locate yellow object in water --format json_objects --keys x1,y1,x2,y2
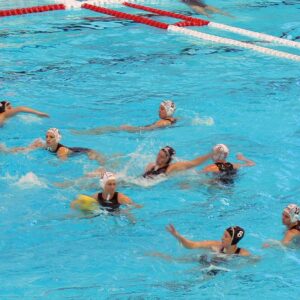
[{"x1": 72, "y1": 194, "x2": 98, "y2": 212}]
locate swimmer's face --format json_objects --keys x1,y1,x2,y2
[
  {"x1": 156, "y1": 150, "x2": 169, "y2": 166},
  {"x1": 221, "y1": 230, "x2": 232, "y2": 247},
  {"x1": 104, "y1": 179, "x2": 117, "y2": 194},
  {"x1": 282, "y1": 212, "x2": 291, "y2": 225},
  {"x1": 46, "y1": 132, "x2": 57, "y2": 146},
  {"x1": 159, "y1": 105, "x2": 168, "y2": 119}
]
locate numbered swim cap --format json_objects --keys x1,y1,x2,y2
[
  {"x1": 226, "y1": 226, "x2": 245, "y2": 245},
  {"x1": 161, "y1": 146, "x2": 176, "y2": 164},
  {"x1": 284, "y1": 204, "x2": 300, "y2": 223},
  {"x1": 212, "y1": 144, "x2": 229, "y2": 162},
  {"x1": 47, "y1": 128, "x2": 62, "y2": 143},
  {"x1": 100, "y1": 171, "x2": 116, "y2": 189},
  {"x1": 161, "y1": 100, "x2": 176, "y2": 117}
]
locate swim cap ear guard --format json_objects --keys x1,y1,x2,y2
[
  {"x1": 212, "y1": 144, "x2": 229, "y2": 162},
  {"x1": 161, "y1": 146, "x2": 176, "y2": 164},
  {"x1": 0, "y1": 101, "x2": 8, "y2": 113},
  {"x1": 226, "y1": 226, "x2": 245, "y2": 245},
  {"x1": 161, "y1": 100, "x2": 176, "y2": 117},
  {"x1": 100, "y1": 171, "x2": 116, "y2": 189},
  {"x1": 284, "y1": 204, "x2": 300, "y2": 223},
  {"x1": 47, "y1": 128, "x2": 62, "y2": 143}
]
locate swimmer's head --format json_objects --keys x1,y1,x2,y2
[
  {"x1": 160, "y1": 100, "x2": 176, "y2": 118},
  {"x1": 223, "y1": 226, "x2": 245, "y2": 246},
  {"x1": 156, "y1": 146, "x2": 175, "y2": 166},
  {"x1": 212, "y1": 144, "x2": 229, "y2": 162},
  {"x1": 100, "y1": 171, "x2": 116, "y2": 191},
  {"x1": 0, "y1": 101, "x2": 11, "y2": 113},
  {"x1": 282, "y1": 204, "x2": 300, "y2": 225},
  {"x1": 46, "y1": 128, "x2": 62, "y2": 145}
]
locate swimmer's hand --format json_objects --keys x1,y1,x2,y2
[
  {"x1": 37, "y1": 112, "x2": 50, "y2": 118},
  {"x1": 262, "y1": 243, "x2": 271, "y2": 248},
  {"x1": 166, "y1": 224, "x2": 179, "y2": 238},
  {"x1": 236, "y1": 153, "x2": 246, "y2": 160},
  {"x1": 85, "y1": 167, "x2": 106, "y2": 178},
  {"x1": 30, "y1": 138, "x2": 44, "y2": 148}
]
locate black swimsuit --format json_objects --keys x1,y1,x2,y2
[
  {"x1": 220, "y1": 247, "x2": 241, "y2": 255},
  {"x1": 48, "y1": 143, "x2": 91, "y2": 155},
  {"x1": 97, "y1": 192, "x2": 120, "y2": 212},
  {"x1": 215, "y1": 162, "x2": 237, "y2": 184},
  {"x1": 143, "y1": 165, "x2": 169, "y2": 178},
  {"x1": 290, "y1": 221, "x2": 300, "y2": 232}
]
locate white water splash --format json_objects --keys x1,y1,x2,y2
[
  {"x1": 191, "y1": 116, "x2": 214, "y2": 126},
  {"x1": 14, "y1": 172, "x2": 48, "y2": 189}
]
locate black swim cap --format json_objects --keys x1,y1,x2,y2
[
  {"x1": 0, "y1": 101, "x2": 8, "y2": 113},
  {"x1": 161, "y1": 146, "x2": 175, "y2": 164},
  {"x1": 226, "y1": 226, "x2": 245, "y2": 245}
]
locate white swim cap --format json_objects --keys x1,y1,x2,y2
[
  {"x1": 161, "y1": 100, "x2": 176, "y2": 117},
  {"x1": 212, "y1": 144, "x2": 229, "y2": 162},
  {"x1": 47, "y1": 128, "x2": 62, "y2": 143},
  {"x1": 284, "y1": 204, "x2": 300, "y2": 223},
  {"x1": 100, "y1": 171, "x2": 116, "y2": 189}
]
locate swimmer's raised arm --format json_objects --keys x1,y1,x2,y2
[
  {"x1": 166, "y1": 152, "x2": 212, "y2": 174},
  {"x1": 166, "y1": 224, "x2": 219, "y2": 249},
  {"x1": 233, "y1": 153, "x2": 255, "y2": 169}
]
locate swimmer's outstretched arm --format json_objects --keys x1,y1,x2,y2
[
  {"x1": 166, "y1": 224, "x2": 219, "y2": 249},
  {"x1": 8, "y1": 106, "x2": 49, "y2": 118},
  {"x1": 264, "y1": 231, "x2": 297, "y2": 248},
  {"x1": 120, "y1": 119, "x2": 173, "y2": 132},
  {"x1": 8, "y1": 139, "x2": 44, "y2": 153},
  {"x1": 166, "y1": 152, "x2": 212, "y2": 175},
  {"x1": 234, "y1": 153, "x2": 255, "y2": 168}
]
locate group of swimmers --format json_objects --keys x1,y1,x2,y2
[{"x1": 1, "y1": 98, "x2": 299, "y2": 263}]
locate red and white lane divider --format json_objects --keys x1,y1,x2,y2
[
  {"x1": 0, "y1": 4, "x2": 65, "y2": 17},
  {"x1": 81, "y1": 2, "x2": 300, "y2": 62},
  {"x1": 123, "y1": 2, "x2": 300, "y2": 50},
  {"x1": 2, "y1": 0, "x2": 299, "y2": 62}
]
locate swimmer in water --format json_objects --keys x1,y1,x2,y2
[
  {"x1": 264, "y1": 204, "x2": 300, "y2": 247},
  {"x1": 0, "y1": 100, "x2": 49, "y2": 126},
  {"x1": 200, "y1": 144, "x2": 255, "y2": 184},
  {"x1": 5, "y1": 128, "x2": 105, "y2": 163},
  {"x1": 181, "y1": 0, "x2": 232, "y2": 18},
  {"x1": 71, "y1": 171, "x2": 142, "y2": 214},
  {"x1": 72, "y1": 100, "x2": 177, "y2": 135},
  {"x1": 167, "y1": 224, "x2": 250, "y2": 256},
  {"x1": 143, "y1": 146, "x2": 212, "y2": 178}
]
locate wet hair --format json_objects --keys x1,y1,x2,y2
[
  {"x1": 0, "y1": 101, "x2": 8, "y2": 113},
  {"x1": 161, "y1": 146, "x2": 176, "y2": 164},
  {"x1": 226, "y1": 226, "x2": 245, "y2": 245}
]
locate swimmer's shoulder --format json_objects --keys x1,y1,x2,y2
[
  {"x1": 239, "y1": 248, "x2": 251, "y2": 257},
  {"x1": 56, "y1": 145, "x2": 70, "y2": 158},
  {"x1": 156, "y1": 118, "x2": 176, "y2": 127},
  {"x1": 202, "y1": 164, "x2": 219, "y2": 173}
]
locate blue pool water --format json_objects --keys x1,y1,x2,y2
[{"x1": 1, "y1": 0, "x2": 300, "y2": 298}]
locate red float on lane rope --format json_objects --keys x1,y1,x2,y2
[
  {"x1": 0, "y1": 4, "x2": 65, "y2": 17},
  {"x1": 81, "y1": 3, "x2": 169, "y2": 30}
]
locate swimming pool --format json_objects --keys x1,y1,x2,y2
[{"x1": 1, "y1": 0, "x2": 300, "y2": 298}]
